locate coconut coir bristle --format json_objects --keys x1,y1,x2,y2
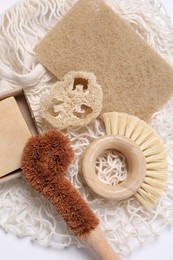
[{"x1": 21, "y1": 130, "x2": 99, "y2": 236}]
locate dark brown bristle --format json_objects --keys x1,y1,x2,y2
[{"x1": 21, "y1": 129, "x2": 99, "y2": 236}]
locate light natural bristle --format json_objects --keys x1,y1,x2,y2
[{"x1": 102, "y1": 112, "x2": 168, "y2": 209}]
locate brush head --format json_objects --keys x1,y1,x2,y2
[
  {"x1": 21, "y1": 129, "x2": 99, "y2": 236},
  {"x1": 102, "y1": 112, "x2": 168, "y2": 209},
  {"x1": 22, "y1": 129, "x2": 74, "y2": 181}
]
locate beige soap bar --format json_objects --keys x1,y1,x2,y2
[{"x1": 0, "y1": 97, "x2": 31, "y2": 178}]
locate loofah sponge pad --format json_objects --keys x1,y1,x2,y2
[
  {"x1": 35, "y1": 0, "x2": 173, "y2": 121},
  {"x1": 40, "y1": 71, "x2": 103, "y2": 130}
]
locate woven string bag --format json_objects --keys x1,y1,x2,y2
[{"x1": 0, "y1": 0, "x2": 173, "y2": 257}]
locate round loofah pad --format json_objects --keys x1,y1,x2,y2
[{"x1": 40, "y1": 71, "x2": 103, "y2": 130}]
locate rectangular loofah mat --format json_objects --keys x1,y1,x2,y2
[{"x1": 35, "y1": 0, "x2": 173, "y2": 121}]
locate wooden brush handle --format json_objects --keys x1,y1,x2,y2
[
  {"x1": 84, "y1": 226, "x2": 121, "y2": 260},
  {"x1": 80, "y1": 135, "x2": 146, "y2": 200}
]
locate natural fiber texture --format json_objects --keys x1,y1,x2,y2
[
  {"x1": 40, "y1": 71, "x2": 103, "y2": 130},
  {"x1": 102, "y1": 112, "x2": 168, "y2": 209},
  {"x1": 21, "y1": 130, "x2": 99, "y2": 236},
  {"x1": 35, "y1": 0, "x2": 173, "y2": 122},
  {"x1": 0, "y1": 0, "x2": 173, "y2": 257},
  {"x1": 96, "y1": 150, "x2": 127, "y2": 186}
]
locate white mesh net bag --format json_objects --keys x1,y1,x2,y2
[{"x1": 0, "y1": 0, "x2": 173, "y2": 257}]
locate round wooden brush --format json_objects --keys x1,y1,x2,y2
[
  {"x1": 21, "y1": 129, "x2": 120, "y2": 260},
  {"x1": 101, "y1": 112, "x2": 168, "y2": 209}
]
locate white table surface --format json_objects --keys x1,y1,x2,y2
[{"x1": 0, "y1": 0, "x2": 173, "y2": 259}]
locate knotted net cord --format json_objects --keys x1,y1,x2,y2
[{"x1": 0, "y1": 0, "x2": 173, "y2": 256}]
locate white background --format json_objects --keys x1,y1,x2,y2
[{"x1": 0, "y1": 0, "x2": 173, "y2": 259}]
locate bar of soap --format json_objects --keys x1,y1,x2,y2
[{"x1": 0, "y1": 97, "x2": 31, "y2": 178}]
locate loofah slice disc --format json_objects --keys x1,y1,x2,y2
[{"x1": 40, "y1": 71, "x2": 103, "y2": 130}]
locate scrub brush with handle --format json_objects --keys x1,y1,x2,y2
[
  {"x1": 21, "y1": 129, "x2": 120, "y2": 260},
  {"x1": 102, "y1": 112, "x2": 168, "y2": 209}
]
